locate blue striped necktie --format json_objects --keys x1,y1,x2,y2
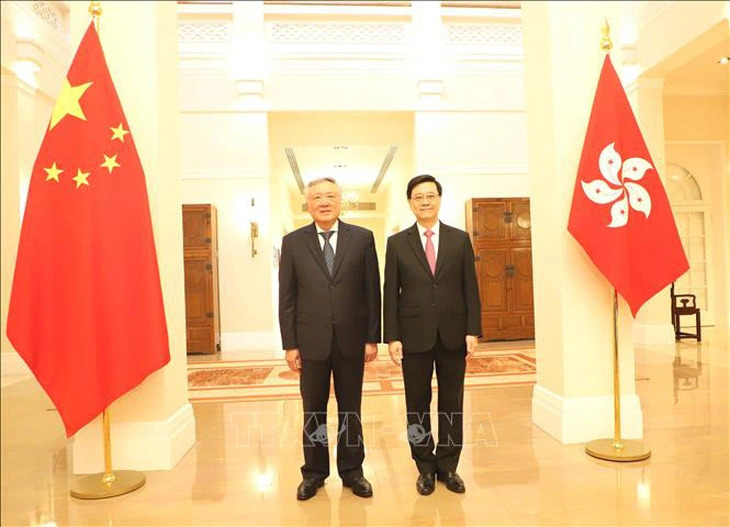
[{"x1": 319, "y1": 231, "x2": 335, "y2": 277}]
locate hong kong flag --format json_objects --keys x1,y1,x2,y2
[
  {"x1": 6, "y1": 23, "x2": 170, "y2": 437},
  {"x1": 568, "y1": 55, "x2": 689, "y2": 316}
]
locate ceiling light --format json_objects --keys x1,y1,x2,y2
[{"x1": 719, "y1": 56, "x2": 730, "y2": 65}]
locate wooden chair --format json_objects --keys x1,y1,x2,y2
[{"x1": 670, "y1": 283, "x2": 701, "y2": 342}]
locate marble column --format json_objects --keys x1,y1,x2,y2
[
  {"x1": 522, "y1": 1, "x2": 644, "y2": 443},
  {"x1": 69, "y1": 1, "x2": 196, "y2": 473}
]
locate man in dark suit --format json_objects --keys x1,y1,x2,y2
[
  {"x1": 279, "y1": 177, "x2": 381, "y2": 501},
  {"x1": 384, "y1": 174, "x2": 482, "y2": 495}
]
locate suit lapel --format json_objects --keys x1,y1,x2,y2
[
  {"x1": 330, "y1": 221, "x2": 352, "y2": 280},
  {"x1": 406, "y1": 223, "x2": 433, "y2": 279},
  {"x1": 434, "y1": 221, "x2": 452, "y2": 279},
  {"x1": 303, "y1": 223, "x2": 330, "y2": 278}
]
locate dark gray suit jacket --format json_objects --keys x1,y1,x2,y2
[
  {"x1": 278, "y1": 221, "x2": 381, "y2": 361},
  {"x1": 383, "y1": 222, "x2": 482, "y2": 353}
]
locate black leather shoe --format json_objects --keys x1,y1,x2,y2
[
  {"x1": 437, "y1": 472, "x2": 465, "y2": 494},
  {"x1": 297, "y1": 478, "x2": 324, "y2": 500},
  {"x1": 343, "y1": 476, "x2": 373, "y2": 498},
  {"x1": 416, "y1": 473, "x2": 436, "y2": 495}
]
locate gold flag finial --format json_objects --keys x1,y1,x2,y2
[
  {"x1": 601, "y1": 18, "x2": 613, "y2": 52},
  {"x1": 88, "y1": 1, "x2": 102, "y2": 33},
  {"x1": 88, "y1": 1, "x2": 102, "y2": 18}
]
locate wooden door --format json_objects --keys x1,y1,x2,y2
[
  {"x1": 183, "y1": 204, "x2": 221, "y2": 354},
  {"x1": 466, "y1": 198, "x2": 535, "y2": 341}
]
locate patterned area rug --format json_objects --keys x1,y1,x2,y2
[{"x1": 188, "y1": 350, "x2": 535, "y2": 403}]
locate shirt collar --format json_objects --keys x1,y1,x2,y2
[
  {"x1": 316, "y1": 219, "x2": 339, "y2": 235},
  {"x1": 417, "y1": 221, "x2": 439, "y2": 238}
]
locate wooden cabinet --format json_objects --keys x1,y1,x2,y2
[
  {"x1": 183, "y1": 204, "x2": 221, "y2": 354},
  {"x1": 466, "y1": 198, "x2": 535, "y2": 341}
]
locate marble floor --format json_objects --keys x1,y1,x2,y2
[{"x1": 1, "y1": 330, "x2": 728, "y2": 526}]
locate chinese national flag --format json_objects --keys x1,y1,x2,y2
[
  {"x1": 6, "y1": 23, "x2": 169, "y2": 437},
  {"x1": 568, "y1": 55, "x2": 689, "y2": 316}
]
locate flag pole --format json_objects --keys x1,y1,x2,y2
[
  {"x1": 69, "y1": 2, "x2": 149, "y2": 498},
  {"x1": 585, "y1": 290, "x2": 650, "y2": 461},
  {"x1": 584, "y1": 20, "x2": 651, "y2": 463}
]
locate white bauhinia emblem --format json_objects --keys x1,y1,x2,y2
[{"x1": 581, "y1": 143, "x2": 653, "y2": 228}]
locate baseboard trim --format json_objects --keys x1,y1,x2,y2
[
  {"x1": 1, "y1": 351, "x2": 32, "y2": 377},
  {"x1": 71, "y1": 403, "x2": 197, "y2": 474},
  {"x1": 633, "y1": 322, "x2": 676, "y2": 345},
  {"x1": 532, "y1": 384, "x2": 644, "y2": 444}
]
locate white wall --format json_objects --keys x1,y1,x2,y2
[
  {"x1": 181, "y1": 177, "x2": 273, "y2": 333},
  {"x1": 179, "y1": 107, "x2": 273, "y2": 346},
  {"x1": 414, "y1": 112, "x2": 529, "y2": 230}
]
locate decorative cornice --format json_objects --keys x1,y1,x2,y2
[
  {"x1": 268, "y1": 22, "x2": 407, "y2": 45},
  {"x1": 6, "y1": 2, "x2": 70, "y2": 70}
]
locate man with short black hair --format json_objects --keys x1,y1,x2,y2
[
  {"x1": 279, "y1": 177, "x2": 381, "y2": 500},
  {"x1": 384, "y1": 174, "x2": 482, "y2": 495}
]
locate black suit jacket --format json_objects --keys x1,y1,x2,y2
[
  {"x1": 383, "y1": 222, "x2": 482, "y2": 353},
  {"x1": 278, "y1": 221, "x2": 381, "y2": 361}
]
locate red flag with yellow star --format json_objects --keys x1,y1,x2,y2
[{"x1": 6, "y1": 22, "x2": 169, "y2": 437}]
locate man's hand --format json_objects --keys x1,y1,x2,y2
[
  {"x1": 465, "y1": 335, "x2": 478, "y2": 360},
  {"x1": 365, "y1": 343, "x2": 378, "y2": 362},
  {"x1": 285, "y1": 348, "x2": 301, "y2": 372},
  {"x1": 388, "y1": 341, "x2": 403, "y2": 366}
]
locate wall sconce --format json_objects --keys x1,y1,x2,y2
[{"x1": 250, "y1": 197, "x2": 259, "y2": 258}]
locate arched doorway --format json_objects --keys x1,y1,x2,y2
[{"x1": 666, "y1": 162, "x2": 715, "y2": 326}]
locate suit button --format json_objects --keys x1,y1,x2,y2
[
  {"x1": 432, "y1": 284, "x2": 437, "y2": 289},
  {"x1": 431, "y1": 303, "x2": 437, "y2": 307},
  {"x1": 329, "y1": 285, "x2": 334, "y2": 290}
]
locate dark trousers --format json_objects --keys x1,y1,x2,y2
[
  {"x1": 299, "y1": 335, "x2": 365, "y2": 481},
  {"x1": 401, "y1": 336, "x2": 466, "y2": 475}
]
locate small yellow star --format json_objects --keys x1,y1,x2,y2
[
  {"x1": 110, "y1": 123, "x2": 130, "y2": 142},
  {"x1": 100, "y1": 154, "x2": 120, "y2": 174},
  {"x1": 43, "y1": 162, "x2": 63, "y2": 182},
  {"x1": 72, "y1": 169, "x2": 90, "y2": 189},
  {"x1": 49, "y1": 78, "x2": 92, "y2": 130}
]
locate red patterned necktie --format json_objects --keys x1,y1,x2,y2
[{"x1": 424, "y1": 230, "x2": 436, "y2": 275}]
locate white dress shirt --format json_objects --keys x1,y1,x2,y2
[
  {"x1": 316, "y1": 220, "x2": 339, "y2": 254},
  {"x1": 416, "y1": 221, "x2": 439, "y2": 258}
]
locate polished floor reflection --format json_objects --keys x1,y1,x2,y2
[{"x1": 2, "y1": 329, "x2": 728, "y2": 526}]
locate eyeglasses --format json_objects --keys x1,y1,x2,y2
[{"x1": 410, "y1": 193, "x2": 440, "y2": 204}]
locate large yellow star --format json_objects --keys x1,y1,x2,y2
[
  {"x1": 110, "y1": 123, "x2": 130, "y2": 142},
  {"x1": 44, "y1": 162, "x2": 63, "y2": 182},
  {"x1": 72, "y1": 169, "x2": 90, "y2": 189},
  {"x1": 100, "y1": 154, "x2": 120, "y2": 174},
  {"x1": 49, "y1": 78, "x2": 93, "y2": 130}
]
